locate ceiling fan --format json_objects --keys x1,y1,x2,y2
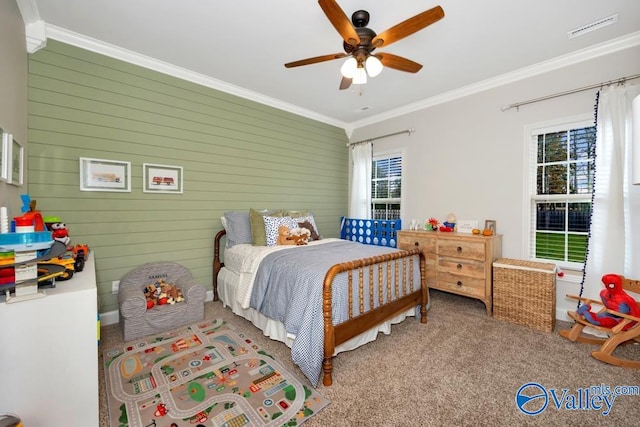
[{"x1": 284, "y1": 0, "x2": 445, "y2": 90}]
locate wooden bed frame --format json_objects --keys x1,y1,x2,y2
[{"x1": 213, "y1": 229, "x2": 428, "y2": 386}]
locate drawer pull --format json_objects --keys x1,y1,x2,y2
[
  {"x1": 456, "y1": 281, "x2": 463, "y2": 287},
  {"x1": 457, "y1": 263, "x2": 462, "y2": 270},
  {"x1": 456, "y1": 246, "x2": 462, "y2": 253}
]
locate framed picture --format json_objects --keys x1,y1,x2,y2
[
  {"x1": 80, "y1": 157, "x2": 131, "y2": 192},
  {"x1": 143, "y1": 163, "x2": 183, "y2": 194},
  {"x1": 8, "y1": 137, "x2": 24, "y2": 186},
  {"x1": 0, "y1": 128, "x2": 8, "y2": 182},
  {"x1": 484, "y1": 220, "x2": 497, "y2": 234}
]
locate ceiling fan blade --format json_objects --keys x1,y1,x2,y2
[
  {"x1": 339, "y1": 76, "x2": 352, "y2": 90},
  {"x1": 318, "y1": 0, "x2": 360, "y2": 47},
  {"x1": 377, "y1": 53, "x2": 423, "y2": 73},
  {"x1": 285, "y1": 53, "x2": 347, "y2": 68},
  {"x1": 371, "y1": 5, "x2": 444, "y2": 48}
]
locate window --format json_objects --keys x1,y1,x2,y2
[
  {"x1": 371, "y1": 153, "x2": 402, "y2": 220},
  {"x1": 527, "y1": 116, "x2": 595, "y2": 269}
]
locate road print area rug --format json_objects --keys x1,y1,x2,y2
[{"x1": 103, "y1": 318, "x2": 330, "y2": 427}]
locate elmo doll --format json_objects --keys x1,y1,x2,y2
[{"x1": 577, "y1": 273, "x2": 640, "y2": 330}]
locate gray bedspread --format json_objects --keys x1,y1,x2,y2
[{"x1": 249, "y1": 240, "x2": 421, "y2": 386}]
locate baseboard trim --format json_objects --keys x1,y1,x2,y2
[{"x1": 100, "y1": 290, "x2": 215, "y2": 326}]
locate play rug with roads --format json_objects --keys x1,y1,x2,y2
[{"x1": 103, "y1": 318, "x2": 330, "y2": 427}]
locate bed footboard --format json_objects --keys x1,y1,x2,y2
[
  {"x1": 212, "y1": 230, "x2": 428, "y2": 387},
  {"x1": 321, "y1": 248, "x2": 427, "y2": 386}
]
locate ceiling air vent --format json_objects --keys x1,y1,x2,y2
[{"x1": 568, "y1": 14, "x2": 618, "y2": 39}]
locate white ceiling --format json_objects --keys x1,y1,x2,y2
[{"x1": 18, "y1": 0, "x2": 640, "y2": 132}]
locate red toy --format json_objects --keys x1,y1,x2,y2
[{"x1": 577, "y1": 273, "x2": 640, "y2": 330}]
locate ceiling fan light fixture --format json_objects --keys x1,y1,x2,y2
[
  {"x1": 353, "y1": 67, "x2": 367, "y2": 85},
  {"x1": 365, "y1": 55, "x2": 383, "y2": 77},
  {"x1": 340, "y1": 57, "x2": 358, "y2": 78}
]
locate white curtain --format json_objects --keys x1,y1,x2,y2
[
  {"x1": 349, "y1": 141, "x2": 372, "y2": 218},
  {"x1": 582, "y1": 84, "x2": 640, "y2": 299}
]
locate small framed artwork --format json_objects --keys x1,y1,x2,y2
[
  {"x1": 80, "y1": 157, "x2": 131, "y2": 192},
  {"x1": 0, "y1": 128, "x2": 8, "y2": 182},
  {"x1": 484, "y1": 220, "x2": 497, "y2": 234},
  {"x1": 457, "y1": 219, "x2": 479, "y2": 234},
  {"x1": 9, "y1": 137, "x2": 24, "y2": 186},
  {"x1": 143, "y1": 163, "x2": 183, "y2": 194}
]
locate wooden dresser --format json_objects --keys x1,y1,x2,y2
[{"x1": 398, "y1": 230, "x2": 502, "y2": 315}]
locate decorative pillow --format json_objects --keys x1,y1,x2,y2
[
  {"x1": 293, "y1": 214, "x2": 321, "y2": 240},
  {"x1": 250, "y1": 208, "x2": 283, "y2": 246},
  {"x1": 263, "y1": 215, "x2": 299, "y2": 246},
  {"x1": 223, "y1": 211, "x2": 252, "y2": 248},
  {"x1": 297, "y1": 220, "x2": 320, "y2": 241},
  {"x1": 284, "y1": 209, "x2": 309, "y2": 217}
]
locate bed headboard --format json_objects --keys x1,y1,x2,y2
[{"x1": 339, "y1": 217, "x2": 401, "y2": 248}]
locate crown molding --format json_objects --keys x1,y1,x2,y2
[
  {"x1": 15, "y1": 0, "x2": 39, "y2": 23},
  {"x1": 30, "y1": 20, "x2": 640, "y2": 139},
  {"x1": 25, "y1": 20, "x2": 47, "y2": 53},
  {"x1": 349, "y1": 31, "x2": 640, "y2": 130},
  {"x1": 43, "y1": 24, "x2": 348, "y2": 131},
  {"x1": 15, "y1": 0, "x2": 47, "y2": 53}
]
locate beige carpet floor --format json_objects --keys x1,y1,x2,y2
[{"x1": 99, "y1": 290, "x2": 640, "y2": 426}]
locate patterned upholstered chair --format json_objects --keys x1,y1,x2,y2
[{"x1": 118, "y1": 262, "x2": 206, "y2": 341}]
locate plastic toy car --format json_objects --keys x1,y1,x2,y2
[
  {"x1": 39, "y1": 254, "x2": 75, "y2": 280},
  {"x1": 72, "y1": 244, "x2": 90, "y2": 272}
]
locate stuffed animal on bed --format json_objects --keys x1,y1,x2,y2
[
  {"x1": 577, "y1": 273, "x2": 640, "y2": 330},
  {"x1": 276, "y1": 225, "x2": 310, "y2": 246}
]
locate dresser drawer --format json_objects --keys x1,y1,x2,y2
[
  {"x1": 436, "y1": 271, "x2": 486, "y2": 298},
  {"x1": 438, "y1": 256, "x2": 485, "y2": 278},
  {"x1": 398, "y1": 233, "x2": 437, "y2": 253},
  {"x1": 438, "y1": 239, "x2": 485, "y2": 260}
]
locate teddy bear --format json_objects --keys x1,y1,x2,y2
[
  {"x1": 163, "y1": 282, "x2": 184, "y2": 304},
  {"x1": 276, "y1": 225, "x2": 297, "y2": 245},
  {"x1": 144, "y1": 283, "x2": 160, "y2": 309},
  {"x1": 144, "y1": 279, "x2": 185, "y2": 308},
  {"x1": 289, "y1": 227, "x2": 311, "y2": 245},
  {"x1": 277, "y1": 225, "x2": 310, "y2": 245}
]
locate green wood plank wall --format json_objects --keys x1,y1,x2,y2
[{"x1": 27, "y1": 40, "x2": 348, "y2": 314}]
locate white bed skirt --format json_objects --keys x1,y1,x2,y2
[{"x1": 217, "y1": 267, "x2": 423, "y2": 356}]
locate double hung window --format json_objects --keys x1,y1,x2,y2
[
  {"x1": 371, "y1": 153, "x2": 402, "y2": 220},
  {"x1": 527, "y1": 116, "x2": 595, "y2": 269}
]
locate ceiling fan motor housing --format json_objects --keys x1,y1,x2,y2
[{"x1": 352, "y1": 10, "x2": 370, "y2": 27}]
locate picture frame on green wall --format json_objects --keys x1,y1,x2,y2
[
  {"x1": 80, "y1": 157, "x2": 131, "y2": 192},
  {"x1": 8, "y1": 137, "x2": 23, "y2": 186},
  {"x1": 0, "y1": 127, "x2": 8, "y2": 182},
  {"x1": 143, "y1": 163, "x2": 183, "y2": 194}
]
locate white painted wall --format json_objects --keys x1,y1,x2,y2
[{"x1": 351, "y1": 44, "x2": 640, "y2": 320}]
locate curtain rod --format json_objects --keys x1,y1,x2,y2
[
  {"x1": 501, "y1": 73, "x2": 640, "y2": 112},
  {"x1": 347, "y1": 128, "x2": 415, "y2": 147}
]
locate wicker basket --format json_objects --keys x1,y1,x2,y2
[{"x1": 492, "y1": 258, "x2": 557, "y2": 332}]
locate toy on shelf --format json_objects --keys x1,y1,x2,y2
[
  {"x1": 440, "y1": 212, "x2": 456, "y2": 232},
  {"x1": 50, "y1": 223, "x2": 70, "y2": 246},
  {"x1": 71, "y1": 244, "x2": 90, "y2": 272},
  {"x1": 426, "y1": 217, "x2": 439, "y2": 231}
]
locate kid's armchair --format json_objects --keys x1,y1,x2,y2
[{"x1": 118, "y1": 262, "x2": 206, "y2": 341}]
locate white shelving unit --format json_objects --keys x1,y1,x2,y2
[{"x1": 0, "y1": 252, "x2": 98, "y2": 426}]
